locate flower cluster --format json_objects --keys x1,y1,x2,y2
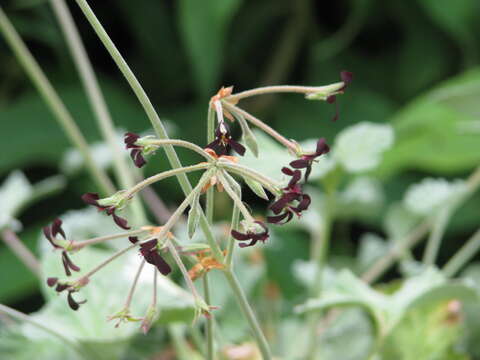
[
  {"x1": 290, "y1": 138, "x2": 330, "y2": 181},
  {"x1": 129, "y1": 237, "x2": 172, "y2": 275},
  {"x1": 82, "y1": 192, "x2": 130, "y2": 230},
  {"x1": 46, "y1": 277, "x2": 88, "y2": 311}
]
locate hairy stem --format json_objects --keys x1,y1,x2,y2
[
  {"x1": 147, "y1": 139, "x2": 215, "y2": 162},
  {"x1": 124, "y1": 163, "x2": 210, "y2": 199},
  {"x1": 71, "y1": 228, "x2": 147, "y2": 250},
  {"x1": 0, "y1": 6, "x2": 114, "y2": 195},
  {"x1": 226, "y1": 83, "x2": 344, "y2": 103}
]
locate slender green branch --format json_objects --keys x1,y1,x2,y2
[
  {"x1": 124, "y1": 163, "x2": 210, "y2": 199},
  {"x1": 71, "y1": 228, "x2": 147, "y2": 250},
  {"x1": 202, "y1": 275, "x2": 214, "y2": 360},
  {"x1": 226, "y1": 202, "x2": 241, "y2": 267},
  {"x1": 49, "y1": 0, "x2": 146, "y2": 224},
  {"x1": 223, "y1": 270, "x2": 272, "y2": 359},
  {"x1": 147, "y1": 139, "x2": 216, "y2": 162},
  {"x1": 218, "y1": 172, "x2": 254, "y2": 223},
  {"x1": 0, "y1": 304, "x2": 87, "y2": 358},
  {"x1": 422, "y1": 208, "x2": 452, "y2": 265},
  {"x1": 124, "y1": 259, "x2": 146, "y2": 308},
  {"x1": 226, "y1": 83, "x2": 345, "y2": 103},
  {"x1": 218, "y1": 162, "x2": 281, "y2": 196},
  {"x1": 167, "y1": 240, "x2": 202, "y2": 300},
  {"x1": 2, "y1": 229, "x2": 42, "y2": 277},
  {"x1": 0, "y1": 6, "x2": 114, "y2": 195},
  {"x1": 223, "y1": 102, "x2": 297, "y2": 153},
  {"x1": 443, "y1": 228, "x2": 480, "y2": 277},
  {"x1": 73, "y1": 0, "x2": 224, "y2": 263}
]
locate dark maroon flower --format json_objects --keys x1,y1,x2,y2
[
  {"x1": 44, "y1": 219, "x2": 81, "y2": 276},
  {"x1": 290, "y1": 138, "x2": 330, "y2": 181},
  {"x1": 267, "y1": 167, "x2": 311, "y2": 224},
  {"x1": 129, "y1": 236, "x2": 139, "y2": 244},
  {"x1": 231, "y1": 221, "x2": 269, "y2": 248},
  {"x1": 206, "y1": 123, "x2": 245, "y2": 156},
  {"x1": 124, "y1": 132, "x2": 147, "y2": 168},
  {"x1": 47, "y1": 279, "x2": 87, "y2": 311},
  {"x1": 139, "y1": 239, "x2": 172, "y2": 275},
  {"x1": 327, "y1": 71, "x2": 353, "y2": 122},
  {"x1": 81, "y1": 192, "x2": 131, "y2": 230}
]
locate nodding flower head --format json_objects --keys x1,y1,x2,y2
[
  {"x1": 290, "y1": 138, "x2": 330, "y2": 181},
  {"x1": 46, "y1": 277, "x2": 88, "y2": 311},
  {"x1": 43, "y1": 219, "x2": 80, "y2": 276},
  {"x1": 137, "y1": 238, "x2": 172, "y2": 275},
  {"x1": 124, "y1": 132, "x2": 147, "y2": 168},
  {"x1": 206, "y1": 122, "x2": 246, "y2": 156},
  {"x1": 267, "y1": 167, "x2": 311, "y2": 224},
  {"x1": 231, "y1": 220, "x2": 269, "y2": 248},
  {"x1": 81, "y1": 192, "x2": 130, "y2": 230},
  {"x1": 327, "y1": 71, "x2": 353, "y2": 121}
]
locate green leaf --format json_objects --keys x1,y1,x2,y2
[
  {"x1": 187, "y1": 193, "x2": 200, "y2": 239},
  {"x1": 377, "y1": 68, "x2": 480, "y2": 178},
  {"x1": 177, "y1": 0, "x2": 242, "y2": 96}
]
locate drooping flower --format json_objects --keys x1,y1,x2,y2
[
  {"x1": 124, "y1": 132, "x2": 147, "y2": 168},
  {"x1": 267, "y1": 167, "x2": 311, "y2": 224},
  {"x1": 46, "y1": 277, "x2": 87, "y2": 311},
  {"x1": 231, "y1": 220, "x2": 269, "y2": 248},
  {"x1": 290, "y1": 138, "x2": 330, "y2": 181},
  {"x1": 82, "y1": 192, "x2": 130, "y2": 230},
  {"x1": 327, "y1": 71, "x2": 353, "y2": 121},
  {"x1": 138, "y1": 239, "x2": 172, "y2": 275},
  {"x1": 206, "y1": 122, "x2": 246, "y2": 156},
  {"x1": 43, "y1": 219, "x2": 80, "y2": 276}
]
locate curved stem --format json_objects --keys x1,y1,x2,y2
[
  {"x1": 124, "y1": 259, "x2": 146, "y2": 308},
  {"x1": 147, "y1": 139, "x2": 215, "y2": 162},
  {"x1": 226, "y1": 83, "x2": 344, "y2": 103},
  {"x1": 218, "y1": 162, "x2": 281, "y2": 196},
  {"x1": 124, "y1": 163, "x2": 210, "y2": 199},
  {"x1": 73, "y1": 0, "x2": 224, "y2": 263},
  {"x1": 71, "y1": 228, "x2": 147, "y2": 250},
  {"x1": 0, "y1": 303, "x2": 88, "y2": 359},
  {"x1": 49, "y1": 0, "x2": 146, "y2": 224},
  {"x1": 0, "y1": 6, "x2": 114, "y2": 195},
  {"x1": 223, "y1": 102, "x2": 297, "y2": 153}
]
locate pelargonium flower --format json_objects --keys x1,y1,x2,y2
[
  {"x1": 124, "y1": 132, "x2": 146, "y2": 168},
  {"x1": 267, "y1": 168, "x2": 311, "y2": 224},
  {"x1": 290, "y1": 138, "x2": 330, "y2": 181},
  {"x1": 46, "y1": 277, "x2": 87, "y2": 311},
  {"x1": 82, "y1": 192, "x2": 130, "y2": 230},
  {"x1": 43, "y1": 219, "x2": 80, "y2": 276},
  {"x1": 130, "y1": 237, "x2": 171, "y2": 275},
  {"x1": 327, "y1": 71, "x2": 353, "y2": 121},
  {"x1": 231, "y1": 221, "x2": 269, "y2": 248},
  {"x1": 206, "y1": 122, "x2": 245, "y2": 156}
]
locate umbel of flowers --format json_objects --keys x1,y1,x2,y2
[{"x1": 44, "y1": 72, "x2": 352, "y2": 331}]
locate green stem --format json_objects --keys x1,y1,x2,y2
[
  {"x1": 203, "y1": 275, "x2": 215, "y2": 360},
  {"x1": 74, "y1": 0, "x2": 224, "y2": 263},
  {"x1": 443, "y1": 228, "x2": 480, "y2": 277},
  {"x1": 218, "y1": 162, "x2": 281, "y2": 196},
  {"x1": 49, "y1": 0, "x2": 146, "y2": 224},
  {"x1": 422, "y1": 208, "x2": 452, "y2": 266},
  {"x1": 223, "y1": 270, "x2": 272, "y2": 359},
  {"x1": 148, "y1": 139, "x2": 215, "y2": 162},
  {"x1": 226, "y1": 83, "x2": 345, "y2": 103},
  {"x1": 218, "y1": 172, "x2": 254, "y2": 223},
  {"x1": 223, "y1": 102, "x2": 297, "y2": 153},
  {"x1": 0, "y1": 6, "x2": 114, "y2": 195},
  {"x1": 0, "y1": 303, "x2": 88, "y2": 359},
  {"x1": 204, "y1": 106, "x2": 215, "y2": 360},
  {"x1": 71, "y1": 228, "x2": 147, "y2": 250},
  {"x1": 226, "y1": 200, "x2": 241, "y2": 267},
  {"x1": 124, "y1": 163, "x2": 210, "y2": 199}
]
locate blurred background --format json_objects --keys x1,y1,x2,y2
[{"x1": 1, "y1": 0, "x2": 480, "y2": 331}]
